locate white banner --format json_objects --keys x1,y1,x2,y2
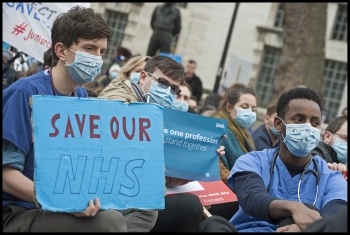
[{"x1": 3, "y1": 2, "x2": 90, "y2": 63}]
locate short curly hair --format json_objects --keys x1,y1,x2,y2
[{"x1": 277, "y1": 87, "x2": 322, "y2": 119}]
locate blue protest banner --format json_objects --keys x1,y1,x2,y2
[
  {"x1": 163, "y1": 108, "x2": 228, "y2": 181},
  {"x1": 32, "y1": 95, "x2": 165, "y2": 212}
]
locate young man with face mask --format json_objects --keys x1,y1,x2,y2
[
  {"x1": 99, "y1": 55, "x2": 204, "y2": 232},
  {"x1": 2, "y1": 6, "x2": 130, "y2": 232},
  {"x1": 226, "y1": 87, "x2": 347, "y2": 232}
]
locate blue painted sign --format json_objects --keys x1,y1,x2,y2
[{"x1": 32, "y1": 95, "x2": 165, "y2": 212}]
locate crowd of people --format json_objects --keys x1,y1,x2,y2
[{"x1": 3, "y1": 4, "x2": 347, "y2": 233}]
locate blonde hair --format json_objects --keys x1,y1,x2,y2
[{"x1": 118, "y1": 55, "x2": 151, "y2": 81}]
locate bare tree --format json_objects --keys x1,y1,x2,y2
[{"x1": 273, "y1": 3, "x2": 327, "y2": 100}]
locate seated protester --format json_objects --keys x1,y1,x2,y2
[
  {"x1": 2, "y1": 6, "x2": 129, "y2": 232},
  {"x1": 172, "y1": 82, "x2": 197, "y2": 113},
  {"x1": 227, "y1": 87, "x2": 347, "y2": 232},
  {"x1": 99, "y1": 55, "x2": 220, "y2": 232},
  {"x1": 252, "y1": 99, "x2": 280, "y2": 150},
  {"x1": 312, "y1": 115, "x2": 347, "y2": 164}
]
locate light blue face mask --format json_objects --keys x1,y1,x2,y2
[
  {"x1": 279, "y1": 118, "x2": 321, "y2": 157},
  {"x1": 143, "y1": 75, "x2": 176, "y2": 108},
  {"x1": 130, "y1": 72, "x2": 141, "y2": 84},
  {"x1": 270, "y1": 126, "x2": 281, "y2": 137},
  {"x1": 231, "y1": 108, "x2": 257, "y2": 129},
  {"x1": 331, "y1": 135, "x2": 347, "y2": 164},
  {"x1": 65, "y1": 49, "x2": 103, "y2": 84},
  {"x1": 171, "y1": 99, "x2": 189, "y2": 112},
  {"x1": 109, "y1": 71, "x2": 119, "y2": 80}
]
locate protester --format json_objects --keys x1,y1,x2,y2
[
  {"x1": 2, "y1": 49, "x2": 23, "y2": 90},
  {"x1": 146, "y1": 3, "x2": 181, "y2": 56},
  {"x1": 3, "y1": 6, "x2": 130, "y2": 232},
  {"x1": 312, "y1": 115, "x2": 347, "y2": 165},
  {"x1": 98, "y1": 55, "x2": 151, "y2": 98},
  {"x1": 102, "y1": 46, "x2": 132, "y2": 84},
  {"x1": 185, "y1": 59, "x2": 203, "y2": 103},
  {"x1": 36, "y1": 48, "x2": 54, "y2": 73},
  {"x1": 252, "y1": 99, "x2": 280, "y2": 150},
  {"x1": 99, "y1": 55, "x2": 226, "y2": 232},
  {"x1": 227, "y1": 87, "x2": 347, "y2": 232},
  {"x1": 215, "y1": 83, "x2": 257, "y2": 183},
  {"x1": 171, "y1": 81, "x2": 198, "y2": 113}
]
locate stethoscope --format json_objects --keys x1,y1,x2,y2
[{"x1": 267, "y1": 150, "x2": 320, "y2": 205}]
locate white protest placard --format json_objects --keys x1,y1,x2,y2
[
  {"x1": 2, "y1": 2, "x2": 90, "y2": 62},
  {"x1": 224, "y1": 54, "x2": 252, "y2": 88}
]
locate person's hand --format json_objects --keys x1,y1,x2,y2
[
  {"x1": 327, "y1": 162, "x2": 347, "y2": 174},
  {"x1": 276, "y1": 224, "x2": 302, "y2": 232},
  {"x1": 290, "y1": 203, "x2": 322, "y2": 230},
  {"x1": 165, "y1": 176, "x2": 192, "y2": 188},
  {"x1": 71, "y1": 198, "x2": 100, "y2": 217},
  {"x1": 216, "y1": 134, "x2": 227, "y2": 157},
  {"x1": 216, "y1": 145, "x2": 225, "y2": 157}
]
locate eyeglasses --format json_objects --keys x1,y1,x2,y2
[{"x1": 146, "y1": 72, "x2": 181, "y2": 95}]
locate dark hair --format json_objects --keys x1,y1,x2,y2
[
  {"x1": 325, "y1": 116, "x2": 347, "y2": 134},
  {"x1": 51, "y1": 5, "x2": 111, "y2": 65},
  {"x1": 188, "y1": 59, "x2": 197, "y2": 65},
  {"x1": 218, "y1": 83, "x2": 256, "y2": 111},
  {"x1": 266, "y1": 99, "x2": 278, "y2": 116},
  {"x1": 116, "y1": 47, "x2": 132, "y2": 61},
  {"x1": 181, "y1": 81, "x2": 192, "y2": 93},
  {"x1": 43, "y1": 48, "x2": 54, "y2": 68},
  {"x1": 143, "y1": 55, "x2": 185, "y2": 83},
  {"x1": 277, "y1": 87, "x2": 322, "y2": 119}
]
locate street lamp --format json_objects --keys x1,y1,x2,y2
[{"x1": 205, "y1": 3, "x2": 240, "y2": 108}]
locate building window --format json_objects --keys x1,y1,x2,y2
[
  {"x1": 274, "y1": 3, "x2": 284, "y2": 28},
  {"x1": 104, "y1": 10, "x2": 128, "y2": 67},
  {"x1": 331, "y1": 4, "x2": 347, "y2": 41},
  {"x1": 256, "y1": 46, "x2": 281, "y2": 107},
  {"x1": 322, "y1": 59, "x2": 347, "y2": 122}
]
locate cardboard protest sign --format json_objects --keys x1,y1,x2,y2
[
  {"x1": 3, "y1": 2, "x2": 90, "y2": 62},
  {"x1": 163, "y1": 108, "x2": 227, "y2": 181},
  {"x1": 166, "y1": 180, "x2": 237, "y2": 206},
  {"x1": 32, "y1": 95, "x2": 165, "y2": 212}
]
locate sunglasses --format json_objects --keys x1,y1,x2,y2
[{"x1": 146, "y1": 72, "x2": 181, "y2": 95}]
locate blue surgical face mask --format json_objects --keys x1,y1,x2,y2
[
  {"x1": 331, "y1": 135, "x2": 347, "y2": 164},
  {"x1": 65, "y1": 49, "x2": 103, "y2": 84},
  {"x1": 270, "y1": 126, "x2": 281, "y2": 138},
  {"x1": 171, "y1": 99, "x2": 189, "y2": 112},
  {"x1": 109, "y1": 71, "x2": 119, "y2": 80},
  {"x1": 130, "y1": 72, "x2": 141, "y2": 84},
  {"x1": 279, "y1": 118, "x2": 321, "y2": 157},
  {"x1": 143, "y1": 75, "x2": 176, "y2": 108},
  {"x1": 231, "y1": 108, "x2": 257, "y2": 129}
]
